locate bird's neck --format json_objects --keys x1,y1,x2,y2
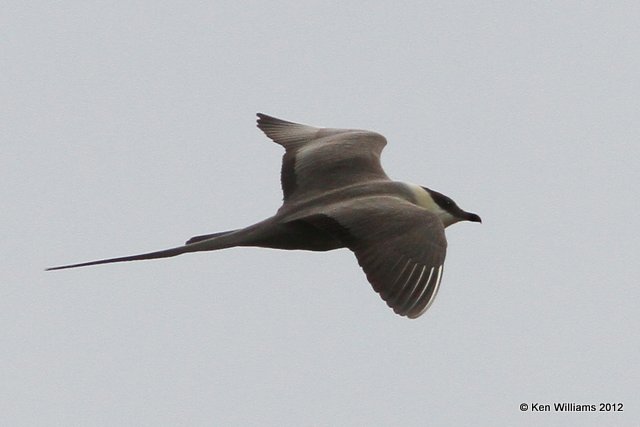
[
  {"x1": 405, "y1": 183, "x2": 456, "y2": 227},
  {"x1": 406, "y1": 183, "x2": 437, "y2": 210}
]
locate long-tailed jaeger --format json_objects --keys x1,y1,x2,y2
[{"x1": 48, "y1": 113, "x2": 481, "y2": 318}]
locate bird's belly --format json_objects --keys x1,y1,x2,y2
[{"x1": 250, "y1": 220, "x2": 344, "y2": 252}]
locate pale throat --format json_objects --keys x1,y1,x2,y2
[{"x1": 406, "y1": 183, "x2": 457, "y2": 227}]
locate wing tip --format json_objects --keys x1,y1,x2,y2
[
  {"x1": 255, "y1": 113, "x2": 316, "y2": 147},
  {"x1": 256, "y1": 112, "x2": 292, "y2": 129}
]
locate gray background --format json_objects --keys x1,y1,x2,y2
[{"x1": 3, "y1": 2, "x2": 639, "y2": 426}]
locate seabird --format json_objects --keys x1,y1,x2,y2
[{"x1": 47, "y1": 113, "x2": 481, "y2": 318}]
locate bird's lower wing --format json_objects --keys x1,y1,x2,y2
[{"x1": 299, "y1": 196, "x2": 448, "y2": 318}]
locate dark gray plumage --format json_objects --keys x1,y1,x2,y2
[{"x1": 47, "y1": 114, "x2": 481, "y2": 318}]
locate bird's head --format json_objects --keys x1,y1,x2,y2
[{"x1": 420, "y1": 187, "x2": 482, "y2": 227}]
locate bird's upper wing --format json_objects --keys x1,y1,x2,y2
[
  {"x1": 257, "y1": 113, "x2": 390, "y2": 201},
  {"x1": 297, "y1": 196, "x2": 448, "y2": 318}
]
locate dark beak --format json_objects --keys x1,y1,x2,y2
[{"x1": 465, "y1": 212, "x2": 482, "y2": 223}]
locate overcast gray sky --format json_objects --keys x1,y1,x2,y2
[{"x1": 3, "y1": 2, "x2": 639, "y2": 426}]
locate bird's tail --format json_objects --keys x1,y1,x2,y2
[
  {"x1": 184, "y1": 230, "x2": 235, "y2": 245},
  {"x1": 46, "y1": 224, "x2": 263, "y2": 271}
]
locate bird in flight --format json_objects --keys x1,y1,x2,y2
[{"x1": 48, "y1": 114, "x2": 481, "y2": 318}]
